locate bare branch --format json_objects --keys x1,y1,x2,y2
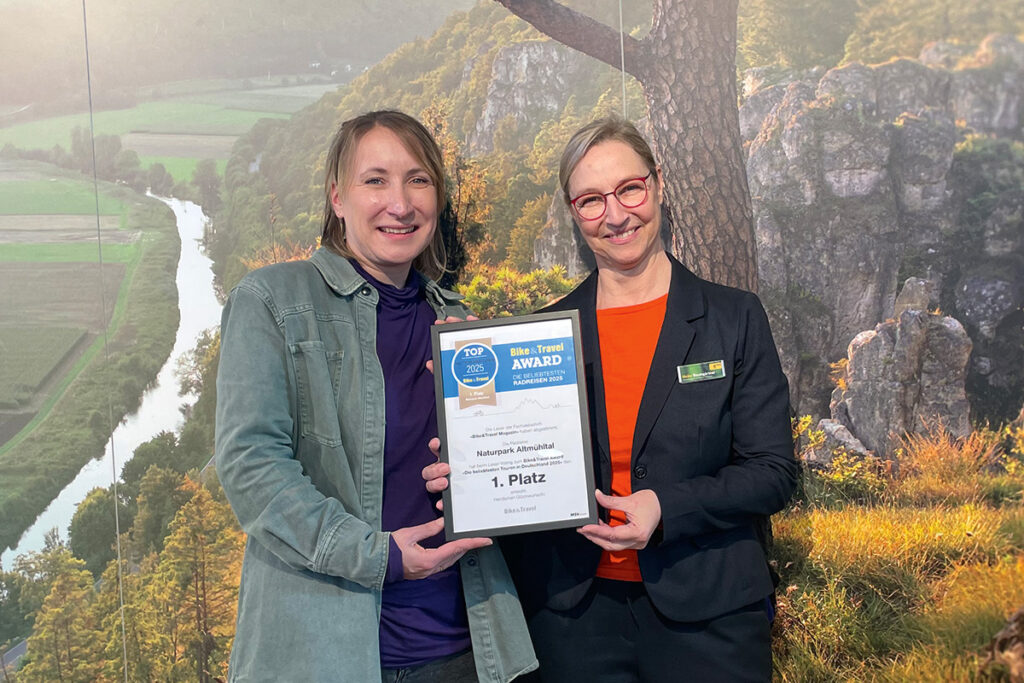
[{"x1": 495, "y1": 0, "x2": 646, "y2": 79}]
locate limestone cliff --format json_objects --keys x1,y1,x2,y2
[
  {"x1": 468, "y1": 40, "x2": 588, "y2": 155},
  {"x1": 743, "y1": 34, "x2": 1023, "y2": 419},
  {"x1": 516, "y1": 34, "x2": 1023, "y2": 421}
]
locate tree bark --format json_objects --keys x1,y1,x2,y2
[{"x1": 495, "y1": 0, "x2": 757, "y2": 291}]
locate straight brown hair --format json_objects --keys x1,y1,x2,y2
[{"x1": 320, "y1": 110, "x2": 449, "y2": 280}]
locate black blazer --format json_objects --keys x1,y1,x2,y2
[{"x1": 501, "y1": 255, "x2": 798, "y2": 623}]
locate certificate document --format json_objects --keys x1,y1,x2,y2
[{"x1": 431, "y1": 310, "x2": 598, "y2": 539}]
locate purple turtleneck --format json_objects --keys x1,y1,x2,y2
[{"x1": 350, "y1": 260, "x2": 470, "y2": 669}]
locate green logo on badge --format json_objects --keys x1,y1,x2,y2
[{"x1": 677, "y1": 360, "x2": 725, "y2": 384}]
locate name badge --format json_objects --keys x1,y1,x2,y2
[{"x1": 677, "y1": 360, "x2": 725, "y2": 384}]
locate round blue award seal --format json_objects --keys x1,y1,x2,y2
[{"x1": 451, "y1": 343, "x2": 499, "y2": 389}]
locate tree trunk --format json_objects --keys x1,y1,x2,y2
[{"x1": 495, "y1": 0, "x2": 757, "y2": 291}]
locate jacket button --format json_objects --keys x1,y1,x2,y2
[
  {"x1": 465, "y1": 554, "x2": 477, "y2": 567},
  {"x1": 360, "y1": 286, "x2": 371, "y2": 296},
  {"x1": 633, "y1": 465, "x2": 648, "y2": 479}
]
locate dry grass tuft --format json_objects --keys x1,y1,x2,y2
[
  {"x1": 890, "y1": 424, "x2": 1006, "y2": 505},
  {"x1": 874, "y1": 557, "x2": 1024, "y2": 682},
  {"x1": 773, "y1": 419, "x2": 1024, "y2": 681},
  {"x1": 807, "y1": 504, "x2": 1008, "y2": 583}
]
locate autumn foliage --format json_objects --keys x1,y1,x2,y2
[{"x1": 7, "y1": 477, "x2": 243, "y2": 682}]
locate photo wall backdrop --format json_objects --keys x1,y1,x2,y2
[{"x1": 1, "y1": 1, "x2": 1022, "y2": 680}]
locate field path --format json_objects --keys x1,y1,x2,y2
[{"x1": 0, "y1": 215, "x2": 133, "y2": 243}]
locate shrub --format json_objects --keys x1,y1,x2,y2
[
  {"x1": 1002, "y1": 423, "x2": 1024, "y2": 472},
  {"x1": 457, "y1": 265, "x2": 576, "y2": 317},
  {"x1": 808, "y1": 450, "x2": 888, "y2": 506}
]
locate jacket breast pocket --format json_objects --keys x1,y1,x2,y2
[{"x1": 289, "y1": 340, "x2": 344, "y2": 447}]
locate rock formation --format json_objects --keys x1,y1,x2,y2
[
  {"x1": 529, "y1": 34, "x2": 1023, "y2": 422},
  {"x1": 534, "y1": 195, "x2": 592, "y2": 280},
  {"x1": 979, "y1": 605, "x2": 1024, "y2": 682},
  {"x1": 743, "y1": 35, "x2": 1024, "y2": 419},
  {"x1": 468, "y1": 41, "x2": 587, "y2": 155},
  {"x1": 805, "y1": 419, "x2": 874, "y2": 469},
  {"x1": 828, "y1": 292, "x2": 973, "y2": 457}
]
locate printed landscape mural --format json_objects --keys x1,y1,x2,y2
[{"x1": 1, "y1": 0, "x2": 1023, "y2": 680}]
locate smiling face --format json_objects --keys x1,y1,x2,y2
[
  {"x1": 567, "y1": 139, "x2": 664, "y2": 274},
  {"x1": 330, "y1": 125, "x2": 438, "y2": 287}
]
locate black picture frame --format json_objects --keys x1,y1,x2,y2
[{"x1": 430, "y1": 310, "x2": 598, "y2": 539}]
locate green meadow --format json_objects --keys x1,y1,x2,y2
[
  {"x1": 133, "y1": 75, "x2": 339, "y2": 105},
  {"x1": 0, "y1": 327, "x2": 85, "y2": 410},
  {"x1": 2, "y1": 79, "x2": 332, "y2": 187},
  {"x1": 0, "y1": 100, "x2": 288, "y2": 150},
  {"x1": 772, "y1": 422, "x2": 1024, "y2": 681},
  {"x1": 137, "y1": 156, "x2": 228, "y2": 183},
  {"x1": 0, "y1": 243, "x2": 137, "y2": 263},
  {"x1": 181, "y1": 89, "x2": 330, "y2": 114},
  {"x1": 0, "y1": 179, "x2": 126, "y2": 215}
]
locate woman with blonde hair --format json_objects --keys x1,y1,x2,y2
[
  {"x1": 429, "y1": 117, "x2": 796, "y2": 681},
  {"x1": 217, "y1": 110, "x2": 536, "y2": 682}
]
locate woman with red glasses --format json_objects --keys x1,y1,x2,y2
[{"x1": 430, "y1": 117, "x2": 796, "y2": 681}]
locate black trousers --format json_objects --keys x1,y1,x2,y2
[
  {"x1": 379, "y1": 650, "x2": 476, "y2": 683},
  {"x1": 522, "y1": 579, "x2": 771, "y2": 683}
]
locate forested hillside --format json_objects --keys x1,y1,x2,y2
[
  {"x1": 738, "y1": 0, "x2": 1024, "y2": 72},
  {"x1": 208, "y1": 0, "x2": 1024, "y2": 292},
  {"x1": 208, "y1": 1, "x2": 653, "y2": 290}
]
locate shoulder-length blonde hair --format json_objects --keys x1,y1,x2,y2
[{"x1": 320, "y1": 110, "x2": 451, "y2": 281}]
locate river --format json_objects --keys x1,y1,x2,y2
[{"x1": 1, "y1": 197, "x2": 221, "y2": 567}]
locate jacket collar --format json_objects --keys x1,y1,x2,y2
[
  {"x1": 559, "y1": 253, "x2": 706, "y2": 322},
  {"x1": 664, "y1": 255, "x2": 706, "y2": 322},
  {"x1": 309, "y1": 248, "x2": 463, "y2": 306},
  {"x1": 310, "y1": 247, "x2": 369, "y2": 296},
  {"x1": 563, "y1": 254, "x2": 707, "y2": 465}
]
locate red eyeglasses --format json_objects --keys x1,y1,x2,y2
[{"x1": 569, "y1": 172, "x2": 652, "y2": 221}]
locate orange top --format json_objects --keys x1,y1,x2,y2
[{"x1": 594, "y1": 294, "x2": 667, "y2": 582}]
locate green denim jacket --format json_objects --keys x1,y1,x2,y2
[{"x1": 215, "y1": 249, "x2": 537, "y2": 682}]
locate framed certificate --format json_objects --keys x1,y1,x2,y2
[{"x1": 431, "y1": 310, "x2": 599, "y2": 539}]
